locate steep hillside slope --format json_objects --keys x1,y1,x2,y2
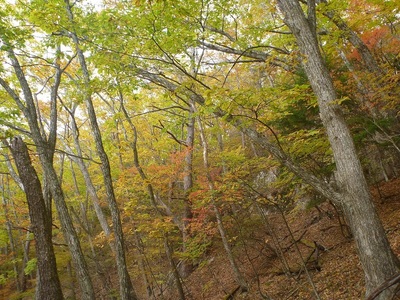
[{"x1": 168, "y1": 178, "x2": 400, "y2": 299}]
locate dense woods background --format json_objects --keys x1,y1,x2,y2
[{"x1": 0, "y1": 0, "x2": 400, "y2": 299}]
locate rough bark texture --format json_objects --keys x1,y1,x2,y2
[
  {"x1": 10, "y1": 137, "x2": 63, "y2": 300},
  {"x1": 276, "y1": 1, "x2": 400, "y2": 299}
]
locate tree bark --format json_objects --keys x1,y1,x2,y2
[
  {"x1": 0, "y1": 45, "x2": 96, "y2": 300},
  {"x1": 180, "y1": 99, "x2": 195, "y2": 278},
  {"x1": 9, "y1": 137, "x2": 63, "y2": 300},
  {"x1": 276, "y1": 1, "x2": 400, "y2": 299},
  {"x1": 63, "y1": 2, "x2": 138, "y2": 299}
]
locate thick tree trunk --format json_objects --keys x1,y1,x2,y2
[
  {"x1": 9, "y1": 137, "x2": 63, "y2": 300},
  {"x1": 276, "y1": 1, "x2": 400, "y2": 299},
  {"x1": 40, "y1": 152, "x2": 96, "y2": 300}
]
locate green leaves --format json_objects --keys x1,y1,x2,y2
[{"x1": 24, "y1": 258, "x2": 37, "y2": 276}]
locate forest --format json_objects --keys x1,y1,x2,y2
[{"x1": 0, "y1": 0, "x2": 400, "y2": 299}]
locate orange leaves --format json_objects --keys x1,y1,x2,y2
[
  {"x1": 145, "y1": 149, "x2": 188, "y2": 193},
  {"x1": 362, "y1": 27, "x2": 389, "y2": 49},
  {"x1": 349, "y1": 25, "x2": 400, "y2": 63}
]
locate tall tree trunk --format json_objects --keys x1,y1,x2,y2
[
  {"x1": 63, "y1": 2, "x2": 138, "y2": 299},
  {"x1": 9, "y1": 137, "x2": 63, "y2": 300},
  {"x1": 180, "y1": 100, "x2": 195, "y2": 278},
  {"x1": 276, "y1": 1, "x2": 400, "y2": 299},
  {"x1": 0, "y1": 46, "x2": 95, "y2": 300}
]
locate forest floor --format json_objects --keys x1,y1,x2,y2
[{"x1": 170, "y1": 178, "x2": 400, "y2": 300}]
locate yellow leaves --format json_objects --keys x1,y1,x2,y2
[
  {"x1": 137, "y1": 216, "x2": 176, "y2": 239},
  {"x1": 330, "y1": 96, "x2": 351, "y2": 106},
  {"x1": 122, "y1": 197, "x2": 139, "y2": 214},
  {"x1": 286, "y1": 128, "x2": 331, "y2": 157}
]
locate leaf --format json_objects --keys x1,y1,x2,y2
[{"x1": 24, "y1": 258, "x2": 37, "y2": 275}]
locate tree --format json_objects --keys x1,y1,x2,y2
[
  {"x1": 8, "y1": 137, "x2": 63, "y2": 300},
  {"x1": 63, "y1": 1, "x2": 138, "y2": 299},
  {"x1": 275, "y1": 0, "x2": 400, "y2": 299},
  {"x1": 0, "y1": 12, "x2": 95, "y2": 298}
]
